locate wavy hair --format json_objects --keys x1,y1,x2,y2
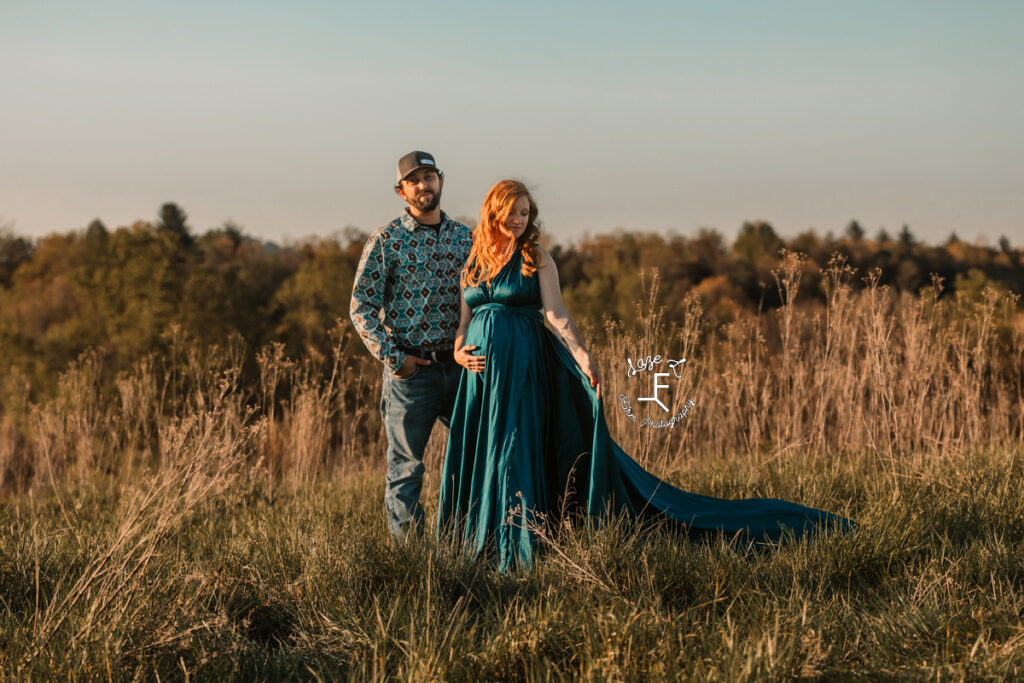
[{"x1": 463, "y1": 179, "x2": 540, "y2": 287}]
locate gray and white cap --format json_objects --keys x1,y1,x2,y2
[{"x1": 396, "y1": 151, "x2": 441, "y2": 183}]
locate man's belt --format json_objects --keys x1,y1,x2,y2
[{"x1": 397, "y1": 345, "x2": 456, "y2": 364}]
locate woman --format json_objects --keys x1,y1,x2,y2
[{"x1": 438, "y1": 180, "x2": 854, "y2": 572}]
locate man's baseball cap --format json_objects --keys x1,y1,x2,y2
[{"x1": 396, "y1": 151, "x2": 441, "y2": 184}]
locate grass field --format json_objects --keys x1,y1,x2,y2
[
  {"x1": 2, "y1": 443, "x2": 1023, "y2": 680},
  {"x1": 2, "y1": 262, "x2": 1023, "y2": 680}
]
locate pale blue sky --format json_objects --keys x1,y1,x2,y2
[{"x1": 2, "y1": 1, "x2": 1021, "y2": 244}]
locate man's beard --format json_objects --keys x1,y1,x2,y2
[{"x1": 410, "y1": 189, "x2": 441, "y2": 213}]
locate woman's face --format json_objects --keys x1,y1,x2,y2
[{"x1": 500, "y1": 195, "x2": 531, "y2": 240}]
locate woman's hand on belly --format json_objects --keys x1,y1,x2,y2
[{"x1": 455, "y1": 342, "x2": 486, "y2": 373}]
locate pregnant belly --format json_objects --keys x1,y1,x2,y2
[
  {"x1": 464, "y1": 311, "x2": 494, "y2": 357},
  {"x1": 464, "y1": 309, "x2": 540, "y2": 360}
]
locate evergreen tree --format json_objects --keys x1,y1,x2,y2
[
  {"x1": 0, "y1": 226, "x2": 34, "y2": 288},
  {"x1": 845, "y1": 220, "x2": 865, "y2": 241},
  {"x1": 85, "y1": 219, "x2": 108, "y2": 251},
  {"x1": 157, "y1": 202, "x2": 193, "y2": 246},
  {"x1": 898, "y1": 224, "x2": 915, "y2": 246}
]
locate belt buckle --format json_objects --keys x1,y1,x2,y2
[{"x1": 425, "y1": 349, "x2": 438, "y2": 363}]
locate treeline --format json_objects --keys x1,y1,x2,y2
[
  {"x1": 554, "y1": 221, "x2": 1022, "y2": 330},
  {"x1": 1, "y1": 204, "x2": 1021, "y2": 406}
]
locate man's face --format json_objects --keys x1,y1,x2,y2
[{"x1": 397, "y1": 168, "x2": 443, "y2": 213}]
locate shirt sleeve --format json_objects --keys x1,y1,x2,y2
[{"x1": 349, "y1": 231, "x2": 406, "y2": 371}]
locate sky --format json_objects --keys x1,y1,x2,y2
[{"x1": 1, "y1": 1, "x2": 1022, "y2": 246}]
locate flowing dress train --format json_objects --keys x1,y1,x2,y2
[{"x1": 437, "y1": 252, "x2": 855, "y2": 572}]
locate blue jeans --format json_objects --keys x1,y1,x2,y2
[{"x1": 380, "y1": 360, "x2": 461, "y2": 538}]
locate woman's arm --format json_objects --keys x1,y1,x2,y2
[
  {"x1": 536, "y1": 247, "x2": 602, "y2": 398},
  {"x1": 453, "y1": 287, "x2": 485, "y2": 372}
]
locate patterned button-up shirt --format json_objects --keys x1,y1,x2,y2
[{"x1": 349, "y1": 209, "x2": 473, "y2": 371}]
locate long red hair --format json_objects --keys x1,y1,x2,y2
[{"x1": 463, "y1": 179, "x2": 540, "y2": 287}]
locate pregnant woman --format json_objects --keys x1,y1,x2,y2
[{"x1": 438, "y1": 179, "x2": 855, "y2": 572}]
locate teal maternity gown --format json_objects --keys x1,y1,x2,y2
[{"x1": 437, "y1": 252, "x2": 855, "y2": 572}]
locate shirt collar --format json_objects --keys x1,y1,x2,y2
[{"x1": 399, "y1": 208, "x2": 450, "y2": 232}]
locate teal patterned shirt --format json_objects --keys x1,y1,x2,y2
[{"x1": 349, "y1": 209, "x2": 473, "y2": 371}]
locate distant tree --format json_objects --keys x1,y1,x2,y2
[
  {"x1": 896, "y1": 259, "x2": 922, "y2": 291},
  {"x1": 0, "y1": 226, "x2": 34, "y2": 288},
  {"x1": 221, "y1": 220, "x2": 244, "y2": 248},
  {"x1": 946, "y1": 232, "x2": 961, "y2": 245},
  {"x1": 691, "y1": 227, "x2": 727, "y2": 261},
  {"x1": 733, "y1": 221, "x2": 783, "y2": 263},
  {"x1": 999, "y1": 235, "x2": 1012, "y2": 253},
  {"x1": 954, "y1": 267, "x2": 1011, "y2": 302},
  {"x1": 684, "y1": 227, "x2": 727, "y2": 281},
  {"x1": 0, "y1": 232, "x2": 94, "y2": 387},
  {"x1": 876, "y1": 228, "x2": 891, "y2": 242},
  {"x1": 157, "y1": 202, "x2": 193, "y2": 246},
  {"x1": 898, "y1": 224, "x2": 915, "y2": 246},
  {"x1": 788, "y1": 229, "x2": 824, "y2": 261},
  {"x1": 549, "y1": 243, "x2": 585, "y2": 289},
  {"x1": 341, "y1": 226, "x2": 370, "y2": 261},
  {"x1": 273, "y1": 240, "x2": 356, "y2": 355},
  {"x1": 197, "y1": 220, "x2": 247, "y2": 260},
  {"x1": 84, "y1": 219, "x2": 108, "y2": 251},
  {"x1": 85, "y1": 223, "x2": 197, "y2": 361},
  {"x1": 731, "y1": 221, "x2": 784, "y2": 307},
  {"x1": 845, "y1": 220, "x2": 865, "y2": 241}
]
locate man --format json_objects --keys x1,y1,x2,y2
[{"x1": 350, "y1": 151, "x2": 473, "y2": 538}]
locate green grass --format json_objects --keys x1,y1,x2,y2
[{"x1": 2, "y1": 447, "x2": 1023, "y2": 681}]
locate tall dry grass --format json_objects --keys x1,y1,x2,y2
[
  {"x1": 600, "y1": 252, "x2": 1022, "y2": 473},
  {"x1": 0, "y1": 251, "x2": 1020, "y2": 492},
  {"x1": 0, "y1": 320, "x2": 386, "y2": 492},
  {"x1": 12, "y1": 408, "x2": 263, "y2": 676}
]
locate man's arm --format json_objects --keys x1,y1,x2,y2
[{"x1": 349, "y1": 230, "x2": 406, "y2": 372}]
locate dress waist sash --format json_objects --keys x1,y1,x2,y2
[{"x1": 474, "y1": 302, "x2": 543, "y2": 319}]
